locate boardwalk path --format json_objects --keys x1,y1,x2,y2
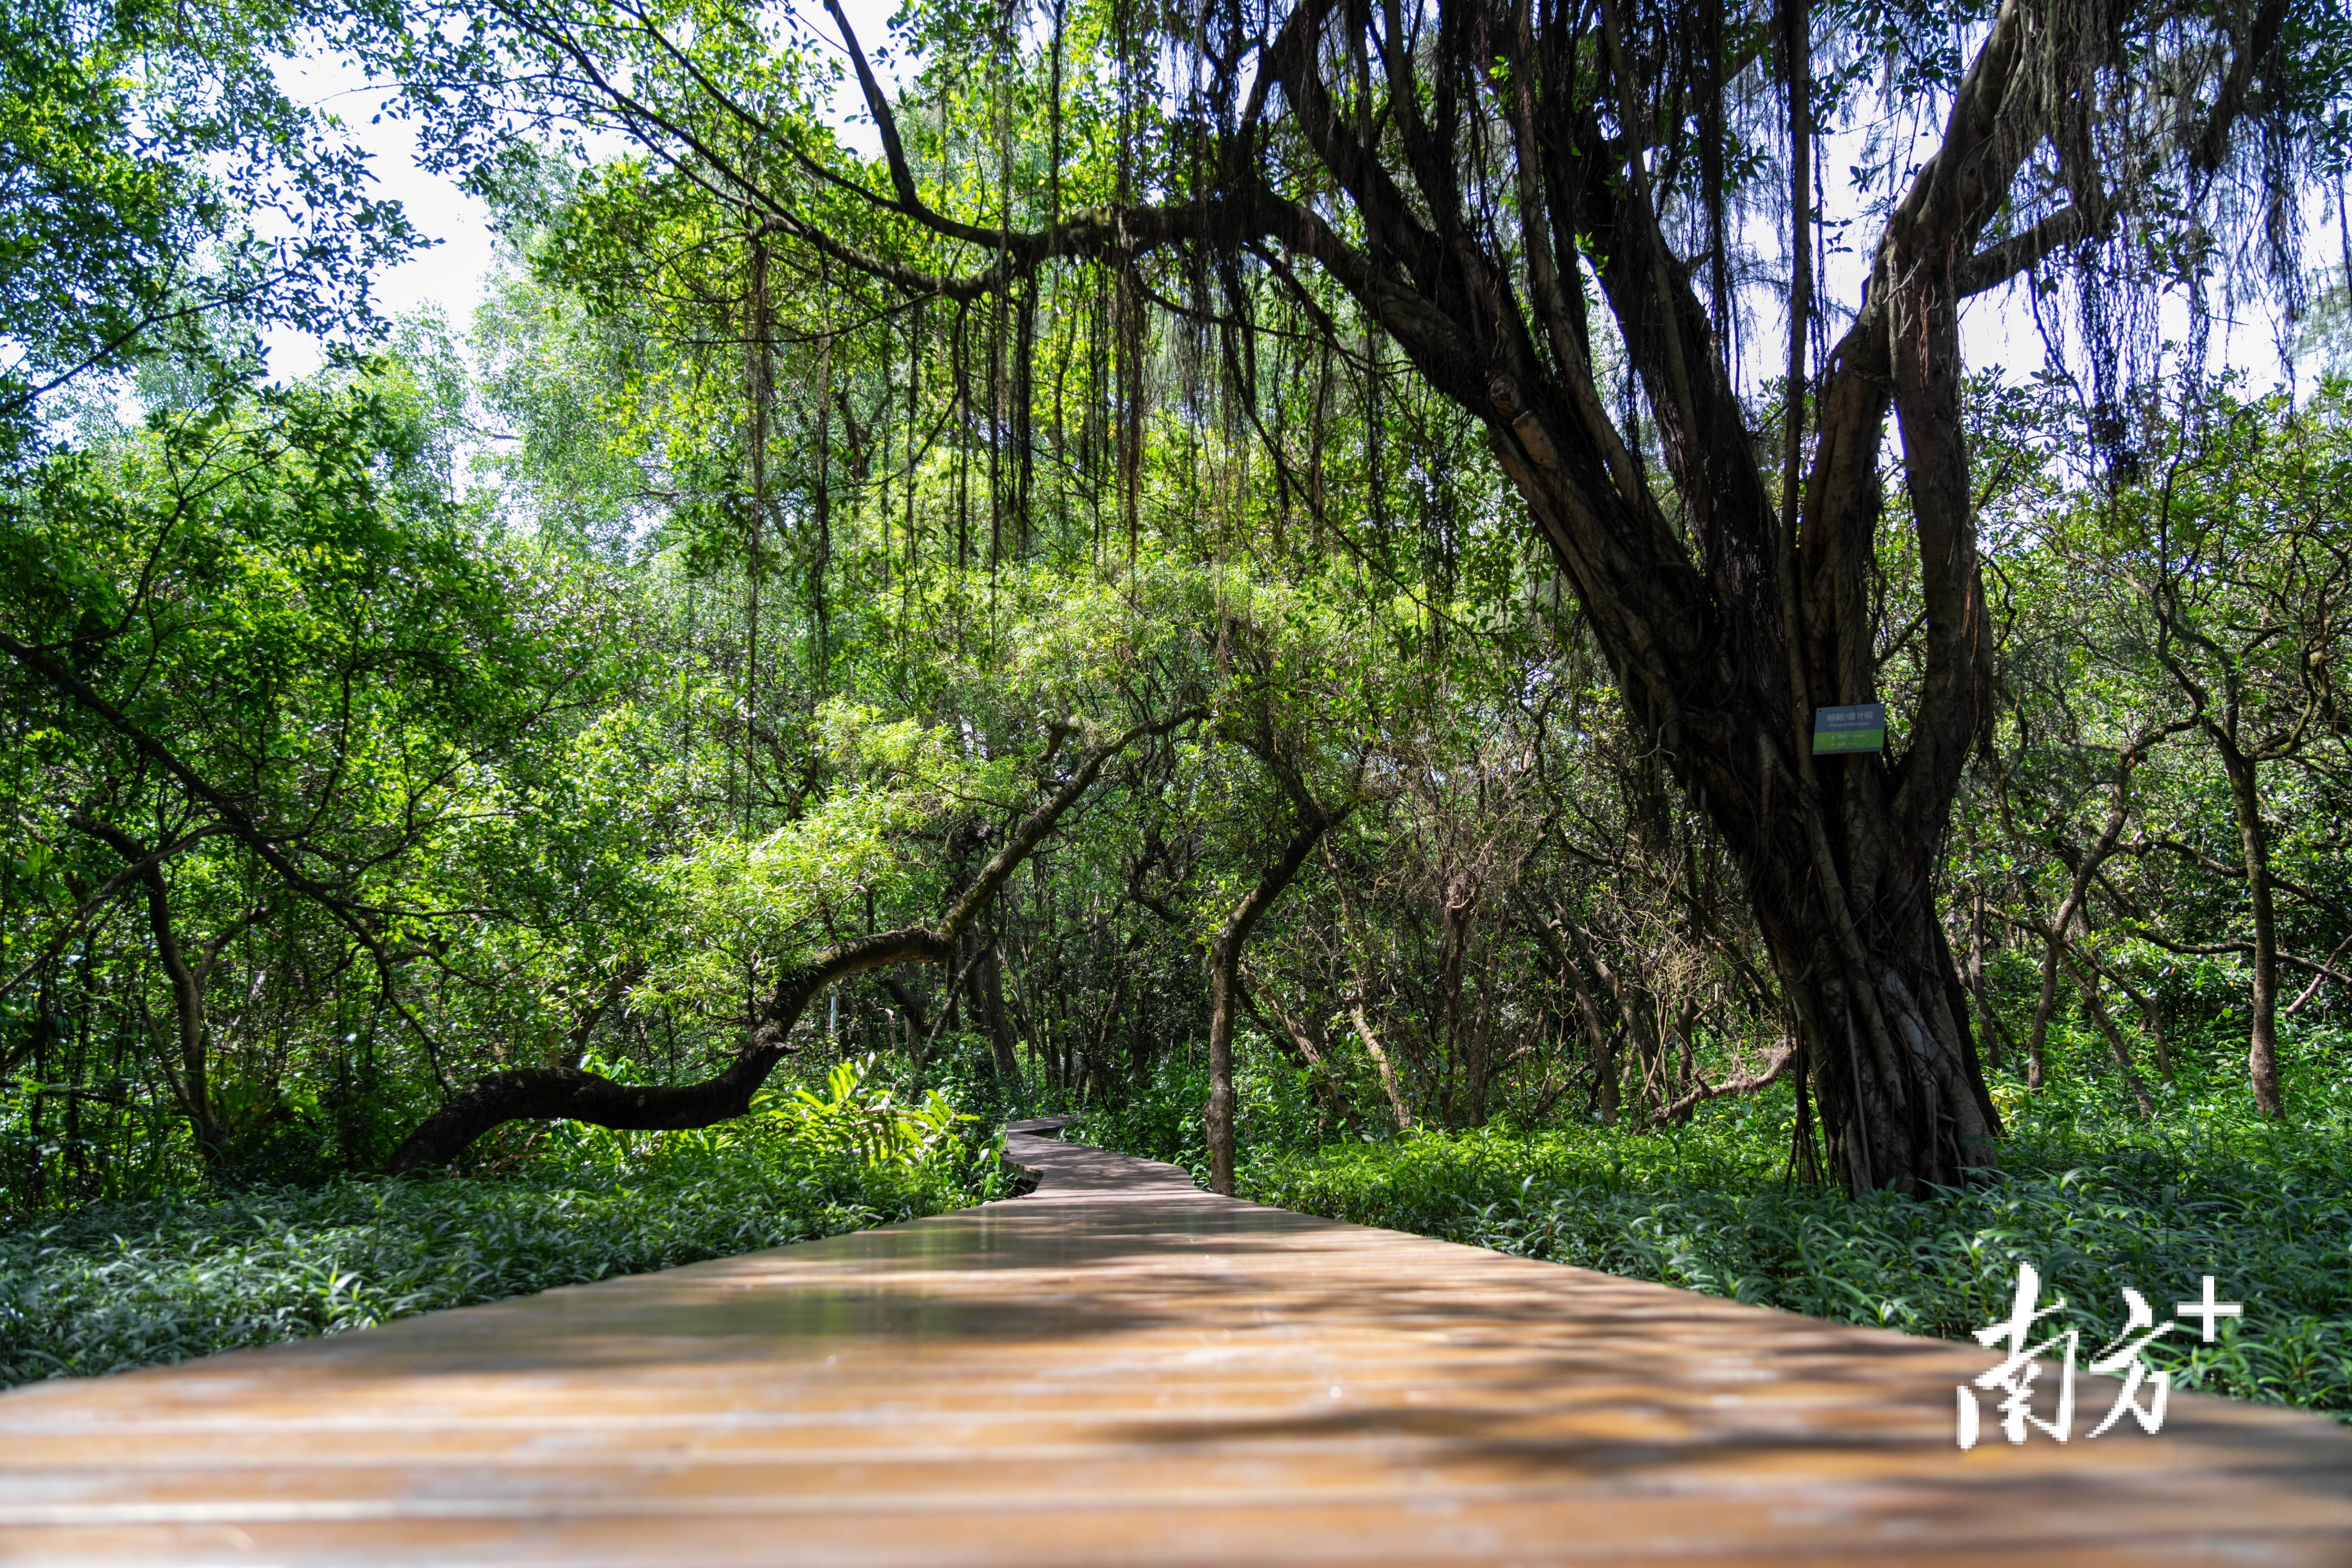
[{"x1": 4, "y1": 1124, "x2": 2350, "y2": 1565}]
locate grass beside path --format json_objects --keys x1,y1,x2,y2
[{"x1": 0, "y1": 1059, "x2": 1019, "y2": 1388}]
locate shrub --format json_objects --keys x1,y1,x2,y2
[{"x1": 0, "y1": 1057, "x2": 1019, "y2": 1386}]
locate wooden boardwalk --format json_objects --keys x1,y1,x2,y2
[{"x1": 3, "y1": 1125, "x2": 2349, "y2": 1566}]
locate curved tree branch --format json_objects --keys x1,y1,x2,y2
[{"x1": 384, "y1": 707, "x2": 1202, "y2": 1173}]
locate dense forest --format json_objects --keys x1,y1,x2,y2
[{"x1": 4, "y1": 0, "x2": 2350, "y2": 1405}]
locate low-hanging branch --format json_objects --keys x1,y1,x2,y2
[{"x1": 383, "y1": 708, "x2": 1201, "y2": 1174}]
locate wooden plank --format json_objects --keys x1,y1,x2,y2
[{"x1": 2, "y1": 1128, "x2": 2348, "y2": 1565}]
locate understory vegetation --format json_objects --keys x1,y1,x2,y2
[{"x1": 0, "y1": 1060, "x2": 1020, "y2": 1386}]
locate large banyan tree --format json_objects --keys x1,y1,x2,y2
[{"x1": 383, "y1": 0, "x2": 2347, "y2": 1191}]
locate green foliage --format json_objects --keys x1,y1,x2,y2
[
  {"x1": 642, "y1": 705, "x2": 989, "y2": 1011},
  {"x1": 535, "y1": 1051, "x2": 989, "y2": 1180},
  {"x1": 0, "y1": 1065, "x2": 1019, "y2": 1387},
  {"x1": 0, "y1": 0, "x2": 418, "y2": 452},
  {"x1": 0, "y1": 345, "x2": 641, "y2": 1195},
  {"x1": 1083, "y1": 1040, "x2": 1354, "y2": 1183},
  {"x1": 759, "y1": 1055, "x2": 978, "y2": 1167}
]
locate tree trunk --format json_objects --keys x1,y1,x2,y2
[
  {"x1": 834, "y1": 0, "x2": 2024, "y2": 1187},
  {"x1": 2215, "y1": 739, "x2": 2285, "y2": 1116},
  {"x1": 2027, "y1": 935, "x2": 2060, "y2": 1089},
  {"x1": 974, "y1": 937, "x2": 1022, "y2": 1085},
  {"x1": 2096, "y1": 957, "x2": 2172, "y2": 1081},
  {"x1": 1565, "y1": 965, "x2": 1620, "y2": 1127},
  {"x1": 1573, "y1": 926, "x2": 1667, "y2": 1120},
  {"x1": 1345, "y1": 999, "x2": 1414, "y2": 1133},
  {"x1": 1241, "y1": 960, "x2": 1357, "y2": 1134},
  {"x1": 1249, "y1": 0, "x2": 2037, "y2": 1192},
  {"x1": 1742, "y1": 866, "x2": 2000, "y2": 1194},
  {"x1": 1966, "y1": 886, "x2": 2006, "y2": 1070},
  {"x1": 879, "y1": 971, "x2": 931, "y2": 1071},
  {"x1": 2058, "y1": 947, "x2": 2156, "y2": 1119},
  {"x1": 1465, "y1": 990, "x2": 1496, "y2": 1127},
  {"x1": 1521, "y1": 899, "x2": 1621, "y2": 1125},
  {"x1": 77, "y1": 818, "x2": 225, "y2": 1163},
  {"x1": 1084, "y1": 956, "x2": 1131, "y2": 1100},
  {"x1": 141, "y1": 868, "x2": 224, "y2": 1164},
  {"x1": 2008, "y1": 722, "x2": 2177, "y2": 1096},
  {"x1": 1205, "y1": 807, "x2": 1335, "y2": 1196}
]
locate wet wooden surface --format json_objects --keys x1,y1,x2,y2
[{"x1": 3, "y1": 1122, "x2": 2349, "y2": 1565}]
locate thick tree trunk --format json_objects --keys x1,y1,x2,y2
[
  {"x1": 1249, "y1": 0, "x2": 2035, "y2": 1192},
  {"x1": 800, "y1": 0, "x2": 2288, "y2": 1196},
  {"x1": 1737, "y1": 850, "x2": 1999, "y2": 1193}
]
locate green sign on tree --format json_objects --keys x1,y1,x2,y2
[{"x1": 1813, "y1": 704, "x2": 1888, "y2": 755}]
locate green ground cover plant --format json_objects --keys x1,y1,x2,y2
[{"x1": 0, "y1": 1060, "x2": 1020, "y2": 1386}]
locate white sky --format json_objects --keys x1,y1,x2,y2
[
  {"x1": 260, "y1": 49, "x2": 497, "y2": 381},
  {"x1": 264, "y1": 2, "x2": 2325, "y2": 400}
]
